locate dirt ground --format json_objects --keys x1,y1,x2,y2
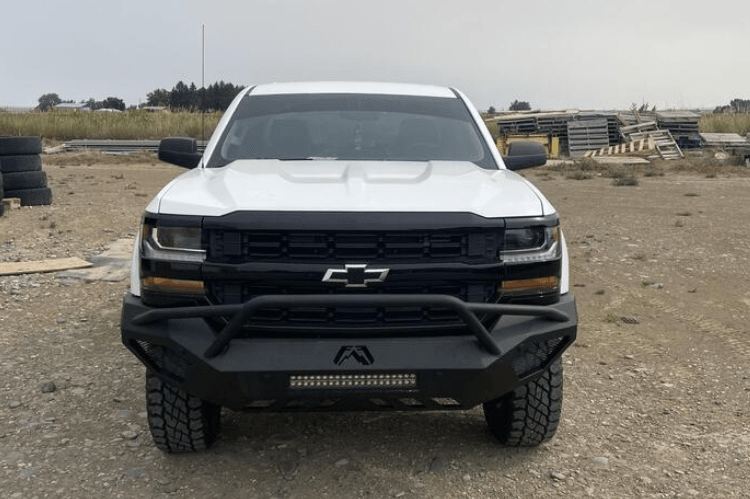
[{"x1": 1, "y1": 152, "x2": 749, "y2": 498}]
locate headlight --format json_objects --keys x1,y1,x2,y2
[
  {"x1": 139, "y1": 216, "x2": 206, "y2": 305},
  {"x1": 500, "y1": 226, "x2": 561, "y2": 264},
  {"x1": 142, "y1": 221, "x2": 205, "y2": 263},
  {"x1": 499, "y1": 223, "x2": 562, "y2": 304}
]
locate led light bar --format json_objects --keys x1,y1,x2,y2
[{"x1": 289, "y1": 374, "x2": 417, "y2": 390}]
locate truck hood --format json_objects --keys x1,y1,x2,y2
[{"x1": 150, "y1": 160, "x2": 554, "y2": 218}]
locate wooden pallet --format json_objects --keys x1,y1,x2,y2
[
  {"x1": 568, "y1": 119, "x2": 610, "y2": 156},
  {"x1": 620, "y1": 123, "x2": 683, "y2": 160},
  {"x1": 583, "y1": 137, "x2": 655, "y2": 157}
]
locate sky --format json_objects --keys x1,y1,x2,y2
[{"x1": 1, "y1": 0, "x2": 749, "y2": 112}]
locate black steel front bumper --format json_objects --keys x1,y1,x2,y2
[{"x1": 121, "y1": 293, "x2": 577, "y2": 411}]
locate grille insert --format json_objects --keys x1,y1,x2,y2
[{"x1": 208, "y1": 229, "x2": 502, "y2": 263}]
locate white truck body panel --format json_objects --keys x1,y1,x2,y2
[{"x1": 152, "y1": 160, "x2": 549, "y2": 218}]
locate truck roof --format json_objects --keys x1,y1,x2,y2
[{"x1": 247, "y1": 81, "x2": 457, "y2": 98}]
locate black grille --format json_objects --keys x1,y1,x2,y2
[
  {"x1": 204, "y1": 226, "x2": 504, "y2": 333},
  {"x1": 207, "y1": 229, "x2": 503, "y2": 263}
]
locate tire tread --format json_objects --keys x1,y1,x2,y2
[
  {"x1": 3, "y1": 187, "x2": 52, "y2": 206},
  {"x1": 483, "y1": 358, "x2": 563, "y2": 446},
  {"x1": 3, "y1": 171, "x2": 47, "y2": 190},
  {"x1": 145, "y1": 370, "x2": 221, "y2": 453},
  {"x1": 0, "y1": 136, "x2": 42, "y2": 156},
  {"x1": 0, "y1": 155, "x2": 43, "y2": 173}
]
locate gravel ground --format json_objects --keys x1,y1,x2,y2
[{"x1": 1, "y1": 154, "x2": 749, "y2": 498}]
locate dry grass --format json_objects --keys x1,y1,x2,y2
[
  {"x1": 700, "y1": 113, "x2": 750, "y2": 135},
  {"x1": 527, "y1": 156, "x2": 750, "y2": 183},
  {"x1": 42, "y1": 150, "x2": 162, "y2": 167},
  {"x1": 0, "y1": 110, "x2": 222, "y2": 141}
]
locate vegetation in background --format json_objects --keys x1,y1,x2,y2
[
  {"x1": 37, "y1": 93, "x2": 63, "y2": 111},
  {"x1": 5, "y1": 93, "x2": 750, "y2": 143},
  {"x1": 0, "y1": 110, "x2": 222, "y2": 141},
  {"x1": 700, "y1": 113, "x2": 750, "y2": 135},
  {"x1": 713, "y1": 98, "x2": 750, "y2": 114},
  {"x1": 146, "y1": 81, "x2": 244, "y2": 112},
  {"x1": 703, "y1": 98, "x2": 750, "y2": 135},
  {"x1": 37, "y1": 93, "x2": 126, "y2": 112},
  {"x1": 34, "y1": 80, "x2": 244, "y2": 113},
  {"x1": 509, "y1": 100, "x2": 531, "y2": 111}
]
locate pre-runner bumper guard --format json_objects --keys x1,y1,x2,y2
[{"x1": 130, "y1": 294, "x2": 570, "y2": 358}]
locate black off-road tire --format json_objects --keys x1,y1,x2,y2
[
  {"x1": 0, "y1": 136, "x2": 42, "y2": 156},
  {"x1": 0, "y1": 173, "x2": 4, "y2": 217},
  {"x1": 145, "y1": 370, "x2": 221, "y2": 453},
  {"x1": 3, "y1": 171, "x2": 47, "y2": 190},
  {"x1": 3, "y1": 187, "x2": 53, "y2": 206},
  {"x1": 0, "y1": 155, "x2": 43, "y2": 173},
  {"x1": 483, "y1": 357, "x2": 563, "y2": 446}
]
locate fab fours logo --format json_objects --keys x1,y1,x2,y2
[{"x1": 333, "y1": 346, "x2": 374, "y2": 366}]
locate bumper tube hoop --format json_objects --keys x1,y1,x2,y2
[{"x1": 130, "y1": 294, "x2": 570, "y2": 359}]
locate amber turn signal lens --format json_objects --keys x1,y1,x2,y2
[
  {"x1": 141, "y1": 277, "x2": 205, "y2": 294},
  {"x1": 501, "y1": 276, "x2": 559, "y2": 293}
]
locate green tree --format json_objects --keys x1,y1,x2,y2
[
  {"x1": 146, "y1": 88, "x2": 170, "y2": 107},
  {"x1": 37, "y1": 93, "x2": 62, "y2": 111},
  {"x1": 509, "y1": 100, "x2": 531, "y2": 111},
  {"x1": 101, "y1": 97, "x2": 126, "y2": 111},
  {"x1": 170, "y1": 81, "x2": 190, "y2": 110},
  {"x1": 145, "y1": 81, "x2": 244, "y2": 112}
]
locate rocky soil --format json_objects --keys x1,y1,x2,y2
[{"x1": 1, "y1": 154, "x2": 749, "y2": 498}]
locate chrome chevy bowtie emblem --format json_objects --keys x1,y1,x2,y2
[{"x1": 322, "y1": 264, "x2": 390, "y2": 288}]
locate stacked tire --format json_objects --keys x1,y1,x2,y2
[{"x1": 0, "y1": 136, "x2": 53, "y2": 216}]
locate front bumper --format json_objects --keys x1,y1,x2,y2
[{"x1": 121, "y1": 293, "x2": 577, "y2": 411}]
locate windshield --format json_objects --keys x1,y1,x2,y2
[{"x1": 206, "y1": 93, "x2": 497, "y2": 169}]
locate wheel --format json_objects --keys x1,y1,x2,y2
[
  {"x1": 483, "y1": 357, "x2": 563, "y2": 446},
  {"x1": 0, "y1": 155, "x2": 42, "y2": 173},
  {"x1": 3, "y1": 187, "x2": 52, "y2": 206},
  {"x1": 0, "y1": 136, "x2": 42, "y2": 156},
  {"x1": 145, "y1": 370, "x2": 221, "y2": 452},
  {"x1": 3, "y1": 171, "x2": 47, "y2": 190}
]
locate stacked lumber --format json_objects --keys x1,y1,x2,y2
[
  {"x1": 699, "y1": 133, "x2": 749, "y2": 148},
  {"x1": 580, "y1": 112, "x2": 621, "y2": 145},
  {"x1": 492, "y1": 110, "x2": 619, "y2": 155},
  {"x1": 567, "y1": 119, "x2": 610, "y2": 156},
  {"x1": 656, "y1": 111, "x2": 701, "y2": 149},
  {"x1": 617, "y1": 111, "x2": 657, "y2": 127}
]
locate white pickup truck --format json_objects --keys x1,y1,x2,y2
[{"x1": 120, "y1": 81, "x2": 577, "y2": 452}]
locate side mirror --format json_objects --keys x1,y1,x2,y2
[
  {"x1": 502, "y1": 141, "x2": 547, "y2": 171},
  {"x1": 158, "y1": 137, "x2": 201, "y2": 169}
]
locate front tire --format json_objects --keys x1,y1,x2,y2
[
  {"x1": 483, "y1": 357, "x2": 563, "y2": 446},
  {"x1": 145, "y1": 370, "x2": 221, "y2": 452}
]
